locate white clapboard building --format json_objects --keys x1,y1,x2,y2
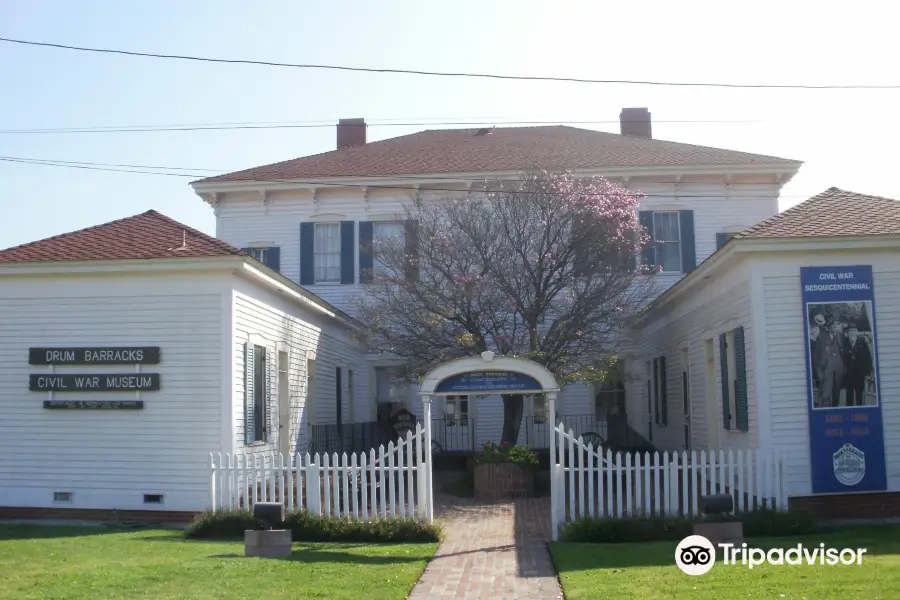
[{"x1": 0, "y1": 210, "x2": 367, "y2": 518}]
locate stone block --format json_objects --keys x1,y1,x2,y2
[
  {"x1": 244, "y1": 529, "x2": 292, "y2": 558},
  {"x1": 693, "y1": 521, "x2": 744, "y2": 552}
]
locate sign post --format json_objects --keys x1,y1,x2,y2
[{"x1": 800, "y1": 265, "x2": 886, "y2": 493}]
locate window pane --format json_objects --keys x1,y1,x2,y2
[
  {"x1": 314, "y1": 223, "x2": 341, "y2": 282},
  {"x1": 373, "y1": 222, "x2": 405, "y2": 278},
  {"x1": 659, "y1": 241, "x2": 681, "y2": 272},
  {"x1": 653, "y1": 212, "x2": 680, "y2": 242}
]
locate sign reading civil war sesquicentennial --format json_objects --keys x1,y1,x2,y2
[{"x1": 800, "y1": 265, "x2": 886, "y2": 493}]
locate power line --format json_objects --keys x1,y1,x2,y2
[
  {"x1": 2, "y1": 36, "x2": 898, "y2": 90},
  {"x1": 0, "y1": 118, "x2": 762, "y2": 135},
  {"x1": 1, "y1": 156, "x2": 814, "y2": 199}
]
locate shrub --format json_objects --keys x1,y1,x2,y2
[
  {"x1": 185, "y1": 508, "x2": 443, "y2": 543},
  {"x1": 475, "y1": 441, "x2": 539, "y2": 468},
  {"x1": 559, "y1": 507, "x2": 819, "y2": 544}
]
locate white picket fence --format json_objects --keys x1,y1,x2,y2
[
  {"x1": 551, "y1": 425, "x2": 787, "y2": 532},
  {"x1": 210, "y1": 424, "x2": 431, "y2": 521}
]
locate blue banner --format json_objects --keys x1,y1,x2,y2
[
  {"x1": 435, "y1": 370, "x2": 542, "y2": 394},
  {"x1": 801, "y1": 265, "x2": 886, "y2": 493}
]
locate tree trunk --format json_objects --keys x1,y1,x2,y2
[{"x1": 500, "y1": 394, "x2": 525, "y2": 445}]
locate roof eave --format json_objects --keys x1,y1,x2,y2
[
  {"x1": 190, "y1": 162, "x2": 802, "y2": 195},
  {"x1": 0, "y1": 255, "x2": 366, "y2": 332},
  {"x1": 631, "y1": 233, "x2": 900, "y2": 327}
]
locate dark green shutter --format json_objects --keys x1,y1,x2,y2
[
  {"x1": 715, "y1": 232, "x2": 731, "y2": 250},
  {"x1": 646, "y1": 377, "x2": 653, "y2": 442},
  {"x1": 653, "y1": 358, "x2": 660, "y2": 424},
  {"x1": 405, "y1": 220, "x2": 419, "y2": 281},
  {"x1": 719, "y1": 333, "x2": 731, "y2": 430},
  {"x1": 299, "y1": 223, "x2": 314, "y2": 285},
  {"x1": 734, "y1": 326, "x2": 749, "y2": 431},
  {"x1": 264, "y1": 247, "x2": 281, "y2": 272},
  {"x1": 639, "y1": 211, "x2": 655, "y2": 266},
  {"x1": 359, "y1": 221, "x2": 374, "y2": 283},
  {"x1": 264, "y1": 347, "x2": 272, "y2": 443},
  {"x1": 660, "y1": 356, "x2": 668, "y2": 425},
  {"x1": 340, "y1": 221, "x2": 355, "y2": 284},
  {"x1": 244, "y1": 343, "x2": 255, "y2": 445},
  {"x1": 679, "y1": 210, "x2": 696, "y2": 272}
]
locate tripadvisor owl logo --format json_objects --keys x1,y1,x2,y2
[{"x1": 675, "y1": 535, "x2": 867, "y2": 575}]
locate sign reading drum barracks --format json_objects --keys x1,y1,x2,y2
[
  {"x1": 29, "y1": 346, "x2": 161, "y2": 410},
  {"x1": 29, "y1": 347, "x2": 160, "y2": 365}
]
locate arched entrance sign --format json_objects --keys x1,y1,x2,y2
[{"x1": 418, "y1": 351, "x2": 561, "y2": 524}]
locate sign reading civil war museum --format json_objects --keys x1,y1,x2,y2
[
  {"x1": 435, "y1": 370, "x2": 541, "y2": 394},
  {"x1": 30, "y1": 374, "x2": 161, "y2": 392},
  {"x1": 29, "y1": 347, "x2": 161, "y2": 365}
]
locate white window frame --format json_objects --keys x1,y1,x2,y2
[
  {"x1": 652, "y1": 211, "x2": 682, "y2": 273},
  {"x1": 445, "y1": 395, "x2": 469, "y2": 426},
  {"x1": 248, "y1": 247, "x2": 269, "y2": 263},
  {"x1": 314, "y1": 222, "x2": 341, "y2": 283}
]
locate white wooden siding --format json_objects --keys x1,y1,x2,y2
[
  {"x1": 215, "y1": 182, "x2": 783, "y2": 315},
  {"x1": 0, "y1": 273, "x2": 227, "y2": 511},
  {"x1": 758, "y1": 251, "x2": 900, "y2": 496},
  {"x1": 630, "y1": 261, "x2": 756, "y2": 454},
  {"x1": 230, "y1": 274, "x2": 369, "y2": 457}
]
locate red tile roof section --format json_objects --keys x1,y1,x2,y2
[
  {"x1": 734, "y1": 187, "x2": 900, "y2": 239},
  {"x1": 193, "y1": 125, "x2": 800, "y2": 185},
  {"x1": 0, "y1": 210, "x2": 246, "y2": 264}
]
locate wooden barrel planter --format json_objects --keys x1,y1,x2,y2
[{"x1": 474, "y1": 463, "x2": 535, "y2": 502}]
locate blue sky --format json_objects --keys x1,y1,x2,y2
[{"x1": 2, "y1": 0, "x2": 897, "y2": 249}]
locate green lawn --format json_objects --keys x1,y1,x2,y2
[
  {"x1": 550, "y1": 526, "x2": 900, "y2": 600},
  {"x1": 0, "y1": 525, "x2": 437, "y2": 600}
]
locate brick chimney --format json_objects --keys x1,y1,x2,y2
[
  {"x1": 337, "y1": 118, "x2": 367, "y2": 149},
  {"x1": 619, "y1": 108, "x2": 652, "y2": 139}
]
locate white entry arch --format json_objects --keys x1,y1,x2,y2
[{"x1": 419, "y1": 351, "x2": 561, "y2": 523}]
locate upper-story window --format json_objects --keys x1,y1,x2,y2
[
  {"x1": 652, "y1": 212, "x2": 682, "y2": 273},
  {"x1": 374, "y1": 221, "x2": 405, "y2": 278},
  {"x1": 248, "y1": 248, "x2": 268, "y2": 263},
  {"x1": 314, "y1": 223, "x2": 341, "y2": 283},
  {"x1": 241, "y1": 245, "x2": 281, "y2": 273},
  {"x1": 640, "y1": 210, "x2": 696, "y2": 274}
]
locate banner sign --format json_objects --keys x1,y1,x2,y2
[
  {"x1": 435, "y1": 370, "x2": 541, "y2": 394},
  {"x1": 29, "y1": 347, "x2": 160, "y2": 365},
  {"x1": 801, "y1": 265, "x2": 886, "y2": 493},
  {"x1": 30, "y1": 374, "x2": 161, "y2": 392}
]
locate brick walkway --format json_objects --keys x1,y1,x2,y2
[{"x1": 407, "y1": 484, "x2": 563, "y2": 599}]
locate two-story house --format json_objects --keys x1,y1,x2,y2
[{"x1": 190, "y1": 108, "x2": 802, "y2": 457}]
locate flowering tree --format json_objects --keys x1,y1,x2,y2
[{"x1": 355, "y1": 170, "x2": 659, "y2": 445}]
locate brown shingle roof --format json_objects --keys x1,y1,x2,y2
[
  {"x1": 0, "y1": 210, "x2": 246, "y2": 264},
  {"x1": 192, "y1": 125, "x2": 800, "y2": 185},
  {"x1": 734, "y1": 187, "x2": 900, "y2": 240}
]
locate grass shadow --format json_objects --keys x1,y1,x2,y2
[
  {"x1": 0, "y1": 524, "x2": 144, "y2": 541},
  {"x1": 206, "y1": 546, "x2": 429, "y2": 565}
]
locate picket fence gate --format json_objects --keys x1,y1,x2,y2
[
  {"x1": 210, "y1": 423, "x2": 431, "y2": 521},
  {"x1": 550, "y1": 425, "x2": 788, "y2": 537}
]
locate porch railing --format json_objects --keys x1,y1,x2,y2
[
  {"x1": 525, "y1": 414, "x2": 606, "y2": 449},
  {"x1": 310, "y1": 418, "x2": 478, "y2": 456}
]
